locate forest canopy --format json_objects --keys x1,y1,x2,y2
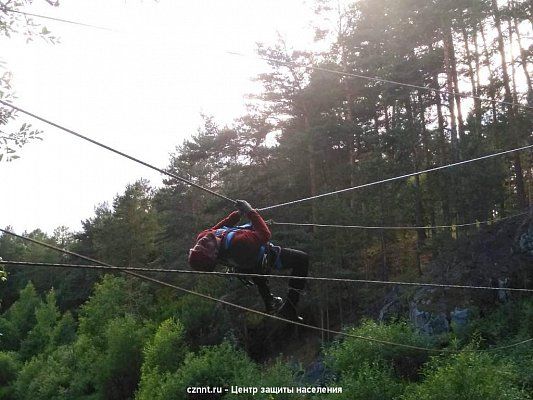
[{"x1": 1, "y1": 0, "x2": 532, "y2": 399}]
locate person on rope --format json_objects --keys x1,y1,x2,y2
[{"x1": 188, "y1": 199, "x2": 308, "y2": 321}]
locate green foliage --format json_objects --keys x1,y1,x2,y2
[
  {"x1": 96, "y1": 315, "x2": 149, "y2": 400},
  {"x1": 502, "y1": 343, "x2": 533, "y2": 391},
  {"x1": 327, "y1": 320, "x2": 433, "y2": 380},
  {"x1": 142, "y1": 342, "x2": 258, "y2": 400},
  {"x1": 335, "y1": 362, "x2": 405, "y2": 400},
  {"x1": 3, "y1": 282, "x2": 41, "y2": 348},
  {"x1": 78, "y1": 275, "x2": 154, "y2": 346},
  {"x1": 458, "y1": 299, "x2": 533, "y2": 346},
  {"x1": 0, "y1": 351, "x2": 19, "y2": 399},
  {"x1": 258, "y1": 361, "x2": 304, "y2": 400},
  {"x1": 78, "y1": 275, "x2": 129, "y2": 341},
  {"x1": 89, "y1": 180, "x2": 159, "y2": 268},
  {"x1": 142, "y1": 318, "x2": 187, "y2": 373},
  {"x1": 1, "y1": 0, "x2": 532, "y2": 398},
  {"x1": 51, "y1": 311, "x2": 77, "y2": 348},
  {"x1": 177, "y1": 341, "x2": 256, "y2": 388},
  {"x1": 14, "y1": 345, "x2": 77, "y2": 400},
  {"x1": 0, "y1": 317, "x2": 19, "y2": 351},
  {"x1": 401, "y1": 351, "x2": 530, "y2": 400},
  {"x1": 19, "y1": 290, "x2": 60, "y2": 360},
  {"x1": 137, "y1": 318, "x2": 188, "y2": 400},
  {"x1": 173, "y1": 293, "x2": 217, "y2": 344}
]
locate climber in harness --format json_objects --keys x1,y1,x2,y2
[{"x1": 188, "y1": 200, "x2": 308, "y2": 321}]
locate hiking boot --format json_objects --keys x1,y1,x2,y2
[
  {"x1": 277, "y1": 300, "x2": 303, "y2": 322},
  {"x1": 265, "y1": 295, "x2": 284, "y2": 314}
]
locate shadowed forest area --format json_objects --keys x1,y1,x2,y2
[{"x1": 1, "y1": 0, "x2": 532, "y2": 398}]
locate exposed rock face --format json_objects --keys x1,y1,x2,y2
[
  {"x1": 378, "y1": 217, "x2": 532, "y2": 334},
  {"x1": 409, "y1": 305, "x2": 449, "y2": 335},
  {"x1": 519, "y1": 224, "x2": 533, "y2": 256}
]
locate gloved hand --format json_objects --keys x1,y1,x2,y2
[{"x1": 235, "y1": 199, "x2": 253, "y2": 215}]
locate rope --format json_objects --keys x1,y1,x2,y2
[
  {"x1": 269, "y1": 211, "x2": 529, "y2": 230},
  {"x1": 3, "y1": 260, "x2": 533, "y2": 293},
  {"x1": 0, "y1": 99, "x2": 235, "y2": 205},
  {"x1": 258, "y1": 144, "x2": 533, "y2": 211},
  {"x1": 0, "y1": 5, "x2": 529, "y2": 111},
  {"x1": 0, "y1": 228, "x2": 531, "y2": 352},
  {"x1": 227, "y1": 51, "x2": 533, "y2": 111},
  {"x1": 0, "y1": 5, "x2": 115, "y2": 32}
]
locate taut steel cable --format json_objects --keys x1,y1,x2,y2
[
  {"x1": 269, "y1": 211, "x2": 528, "y2": 230},
  {"x1": 0, "y1": 99, "x2": 235, "y2": 205},
  {"x1": 227, "y1": 51, "x2": 533, "y2": 111},
  {"x1": 4, "y1": 260, "x2": 533, "y2": 293},
  {"x1": 0, "y1": 6, "x2": 115, "y2": 31},
  {"x1": 258, "y1": 144, "x2": 533, "y2": 211},
  {"x1": 1, "y1": 228, "x2": 531, "y2": 352}
]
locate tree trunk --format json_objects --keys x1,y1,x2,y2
[
  {"x1": 480, "y1": 23, "x2": 498, "y2": 123},
  {"x1": 304, "y1": 113, "x2": 319, "y2": 232},
  {"x1": 507, "y1": 17, "x2": 519, "y2": 105},
  {"x1": 431, "y1": 65, "x2": 452, "y2": 229},
  {"x1": 492, "y1": 0, "x2": 513, "y2": 104},
  {"x1": 460, "y1": 22, "x2": 482, "y2": 134},
  {"x1": 442, "y1": 27, "x2": 460, "y2": 161},
  {"x1": 448, "y1": 30, "x2": 465, "y2": 142},
  {"x1": 510, "y1": 0, "x2": 533, "y2": 105},
  {"x1": 472, "y1": 25, "x2": 484, "y2": 130},
  {"x1": 492, "y1": 0, "x2": 527, "y2": 208},
  {"x1": 379, "y1": 188, "x2": 388, "y2": 281}
]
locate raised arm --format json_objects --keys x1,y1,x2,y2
[
  {"x1": 246, "y1": 210, "x2": 271, "y2": 244},
  {"x1": 235, "y1": 200, "x2": 271, "y2": 244},
  {"x1": 210, "y1": 211, "x2": 241, "y2": 230}
]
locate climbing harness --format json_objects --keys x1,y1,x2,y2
[{"x1": 214, "y1": 223, "x2": 282, "y2": 273}]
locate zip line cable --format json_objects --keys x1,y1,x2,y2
[
  {"x1": 269, "y1": 210, "x2": 529, "y2": 230},
  {"x1": 0, "y1": 227, "x2": 438, "y2": 352},
  {"x1": 0, "y1": 99, "x2": 235, "y2": 205},
  {"x1": 1, "y1": 98, "x2": 530, "y2": 214},
  {"x1": 1, "y1": 9, "x2": 530, "y2": 352},
  {"x1": 258, "y1": 144, "x2": 533, "y2": 211},
  {"x1": 0, "y1": 4, "x2": 530, "y2": 111},
  {"x1": 0, "y1": 228, "x2": 531, "y2": 352},
  {"x1": 4, "y1": 260, "x2": 533, "y2": 293},
  {"x1": 0, "y1": 6, "x2": 115, "y2": 31},
  {"x1": 227, "y1": 51, "x2": 533, "y2": 111},
  {"x1": 0, "y1": 17, "x2": 530, "y2": 212}
]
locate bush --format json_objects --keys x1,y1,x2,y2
[
  {"x1": 334, "y1": 362, "x2": 405, "y2": 400},
  {"x1": 258, "y1": 361, "x2": 303, "y2": 400},
  {"x1": 4, "y1": 282, "x2": 41, "y2": 346},
  {"x1": 13, "y1": 345, "x2": 76, "y2": 400},
  {"x1": 142, "y1": 341, "x2": 257, "y2": 400},
  {"x1": 142, "y1": 318, "x2": 188, "y2": 373},
  {"x1": 0, "y1": 351, "x2": 19, "y2": 399},
  {"x1": 78, "y1": 276, "x2": 129, "y2": 344},
  {"x1": 96, "y1": 315, "x2": 149, "y2": 399},
  {"x1": 0, "y1": 318, "x2": 19, "y2": 351},
  {"x1": 401, "y1": 350, "x2": 530, "y2": 400},
  {"x1": 136, "y1": 318, "x2": 189, "y2": 400},
  {"x1": 326, "y1": 320, "x2": 433, "y2": 380}
]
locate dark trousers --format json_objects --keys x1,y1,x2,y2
[{"x1": 253, "y1": 248, "x2": 309, "y2": 307}]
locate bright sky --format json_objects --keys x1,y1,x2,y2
[{"x1": 0, "y1": 0, "x2": 321, "y2": 234}]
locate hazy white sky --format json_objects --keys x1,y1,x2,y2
[{"x1": 0, "y1": 0, "x2": 321, "y2": 234}]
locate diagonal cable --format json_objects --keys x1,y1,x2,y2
[
  {"x1": 0, "y1": 5, "x2": 529, "y2": 111},
  {"x1": 0, "y1": 227, "x2": 441, "y2": 352},
  {"x1": 269, "y1": 210, "x2": 528, "y2": 230},
  {"x1": 258, "y1": 144, "x2": 533, "y2": 211},
  {"x1": 0, "y1": 5, "x2": 116, "y2": 32},
  {"x1": 4, "y1": 260, "x2": 533, "y2": 293},
  {"x1": 227, "y1": 51, "x2": 533, "y2": 111},
  {"x1": 0, "y1": 99, "x2": 235, "y2": 205},
  {"x1": 1, "y1": 228, "x2": 531, "y2": 352}
]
